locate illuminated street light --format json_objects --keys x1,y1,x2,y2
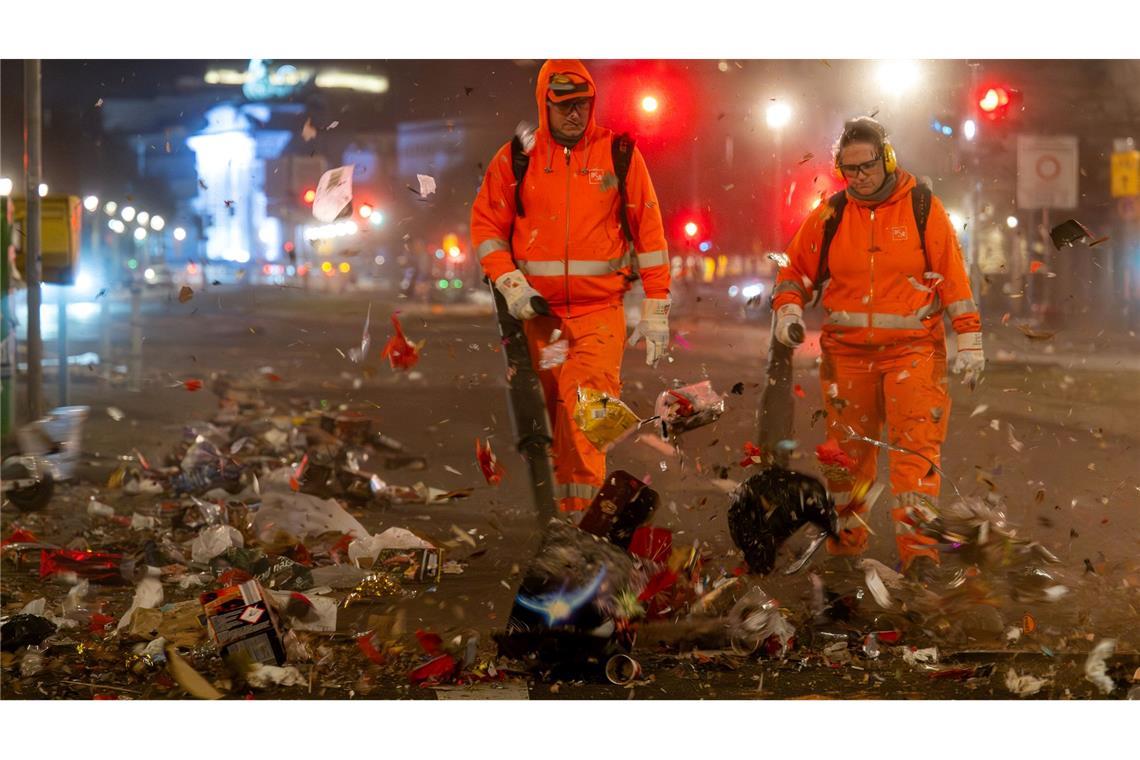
[
  {"x1": 83, "y1": 195, "x2": 99, "y2": 212},
  {"x1": 38, "y1": 183, "x2": 49, "y2": 197},
  {"x1": 150, "y1": 215, "x2": 165, "y2": 231},
  {"x1": 121, "y1": 206, "x2": 136, "y2": 222},
  {"x1": 136, "y1": 211, "x2": 150, "y2": 227},
  {"x1": 641, "y1": 95, "x2": 659, "y2": 113},
  {"x1": 765, "y1": 102, "x2": 792, "y2": 130},
  {"x1": 104, "y1": 201, "x2": 118, "y2": 215},
  {"x1": 108, "y1": 219, "x2": 126, "y2": 234},
  {"x1": 1006, "y1": 216, "x2": 1019, "y2": 229},
  {"x1": 133, "y1": 227, "x2": 147, "y2": 241},
  {"x1": 963, "y1": 119, "x2": 977, "y2": 141},
  {"x1": 0, "y1": 178, "x2": 12, "y2": 196},
  {"x1": 173, "y1": 226, "x2": 187, "y2": 242},
  {"x1": 359, "y1": 204, "x2": 373, "y2": 219},
  {"x1": 875, "y1": 60, "x2": 922, "y2": 96},
  {"x1": 369, "y1": 212, "x2": 384, "y2": 228}
]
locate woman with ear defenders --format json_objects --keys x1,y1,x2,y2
[{"x1": 771, "y1": 116, "x2": 983, "y2": 577}]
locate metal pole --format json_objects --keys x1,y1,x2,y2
[
  {"x1": 1, "y1": 196, "x2": 16, "y2": 436},
  {"x1": 23, "y1": 59, "x2": 44, "y2": 420},
  {"x1": 57, "y1": 277, "x2": 68, "y2": 405},
  {"x1": 129, "y1": 238, "x2": 143, "y2": 392},
  {"x1": 98, "y1": 214, "x2": 113, "y2": 380}
]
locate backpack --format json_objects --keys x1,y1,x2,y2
[
  {"x1": 509, "y1": 131, "x2": 637, "y2": 243},
  {"x1": 811, "y1": 183, "x2": 933, "y2": 307}
]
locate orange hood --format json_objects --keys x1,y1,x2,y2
[{"x1": 535, "y1": 59, "x2": 598, "y2": 137}]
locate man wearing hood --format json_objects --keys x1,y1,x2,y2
[
  {"x1": 471, "y1": 59, "x2": 671, "y2": 513},
  {"x1": 772, "y1": 116, "x2": 984, "y2": 575}
]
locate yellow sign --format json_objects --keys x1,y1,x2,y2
[
  {"x1": 1111, "y1": 150, "x2": 1140, "y2": 198},
  {"x1": 12, "y1": 194, "x2": 81, "y2": 284}
]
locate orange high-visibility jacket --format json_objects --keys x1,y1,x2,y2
[
  {"x1": 773, "y1": 170, "x2": 981, "y2": 349},
  {"x1": 471, "y1": 59, "x2": 670, "y2": 318}
]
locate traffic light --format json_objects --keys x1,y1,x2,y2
[
  {"x1": 684, "y1": 220, "x2": 699, "y2": 239},
  {"x1": 640, "y1": 94, "x2": 659, "y2": 114},
  {"x1": 303, "y1": 188, "x2": 316, "y2": 204},
  {"x1": 977, "y1": 85, "x2": 1020, "y2": 121}
]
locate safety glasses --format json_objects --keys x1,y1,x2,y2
[
  {"x1": 837, "y1": 156, "x2": 883, "y2": 178},
  {"x1": 549, "y1": 99, "x2": 591, "y2": 116}
]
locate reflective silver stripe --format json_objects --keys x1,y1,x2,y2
[
  {"x1": 774, "y1": 280, "x2": 809, "y2": 299},
  {"x1": 915, "y1": 294, "x2": 943, "y2": 320},
  {"x1": 946, "y1": 299, "x2": 978, "y2": 318},
  {"x1": 636, "y1": 249, "x2": 669, "y2": 269},
  {"x1": 519, "y1": 256, "x2": 628, "y2": 277},
  {"x1": 826, "y1": 312, "x2": 925, "y2": 330},
  {"x1": 554, "y1": 482, "x2": 598, "y2": 500},
  {"x1": 477, "y1": 239, "x2": 510, "y2": 260}
]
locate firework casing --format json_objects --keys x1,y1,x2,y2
[
  {"x1": 654, "y1": 381, "x2": 725, "y2": 439},
  {"x1": 605, "y1": 654, "x2": 642, "y2": 684},
  {"x1": 199, "y1": 580, "x2": 286, "y2": 666},
  {"x1": 578, "y1": 470, "x2": 659, "y2": 550}
]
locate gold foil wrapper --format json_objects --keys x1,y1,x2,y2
[
  {"x1": 342, "y1": 572, "x2": 410, "y2": 607},
  {"x1": 573, "y1": 388, "x2": 640, "y2": 451}
]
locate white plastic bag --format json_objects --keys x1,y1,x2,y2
[
  {"x1": 190, "y1": 525, "x2": 244, "y2": 564},
  {"x1": 252, "y1": 491, "x2": 369, "y2": 542}
]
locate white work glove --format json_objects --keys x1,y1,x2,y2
[
  {"x1": 774, "y1": 304, "x2": 805, "y2": 347},
  {"x1": 494, "y1": 270, "x2": 541, "y2": 321},
  {"x1": 628, "y1": 298, "x2": 671, "y2": 366},
  {"x1": 952, "y1": 332, "x2": 985, "y2": 387}
]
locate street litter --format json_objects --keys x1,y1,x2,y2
[
  {"x1": 1084, "y1": 638, "x2": 1117, "y2": 695},
  {"x1": 312, "y1": 164, "x2": 354, "y2": 223},
  {"x1": 1049, "y1": 218, "x2": 1109, "y2": 249},
  {"x1": 654, "y1": 381, "x2": 725, "y2": 439},
  {"x1": 727, "y1": 466, "x2": 836, "y2": 575},
  {"x1": 574, "y1": 388, "x2": 641, "y2": 451},
  {"x1": 1005, "y1": 667, "x2": 1049, "y2": 697}
]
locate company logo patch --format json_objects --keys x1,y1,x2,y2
[
  {"x1": 890, "y1": 226, "x2": 908, "y2": 241},
  {"x1": 588, "y1": 169, "x2": 605, "y2": 185}
]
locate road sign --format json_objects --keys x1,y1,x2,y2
[
  {"x1": 1017, "y1": 135, "x2": 1079, "y2": 210},
  {"x1": 11, "y1": 194, "x2": 81, "y2": 284},
  {"x1": 1111, "y1": 150, "x2": 1140, "y2": 198}
]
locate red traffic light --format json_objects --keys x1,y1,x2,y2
[
  {"x1": 303, "y1": 188, "x2": 316, "y2": 204},
  {"x1": 640, "y1": 95, "x2": 660, "y2": 113},
  {"x1": 684, "y1": 221, "x2": 699, "y2": 238},
  {"x1": 977, "y1": 85, "x2": 1019, "y2": 120}
]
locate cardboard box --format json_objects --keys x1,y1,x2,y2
[
  {"x1": 373, "y1": 547, "x2": 441, "y2": 584},
  {"x1": 199, "y1": 580, "x2": 286, "y2": 666}
]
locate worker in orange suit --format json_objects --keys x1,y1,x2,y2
[
  {"x1": 772, "y1": 116, "x2": 984, "y2": 575},
  {"x1": 471, "y1": 59, "x2": 671, "y2": 512}
]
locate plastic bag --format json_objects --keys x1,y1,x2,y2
[
  {"x1": 252, "y1": 490, "x2": 369, "y2": 543},
  {"x1": 115, "y1": 576, "x2": 164, "y2": 632},
  {"x1": 573, "y1": 388, "x2": 640, "y2": 451},
  {"x1": 654, "y1": 380, "x2": 725, "y2": 439},
  {"x1": 538, "y1": 329, "x2": 569, "y2": 370},
  {"x1": 191, "y1": 525, "x2": 244, "y2": 564},
  {"x1": 726, "y1": 586, "x2": 796, "y2": 656},
  {"x1": 347, "y1": 527, "x2": 435, "y2": 568}
]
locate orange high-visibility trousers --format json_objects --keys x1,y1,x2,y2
[
  {"x1": 523, "y1": 303, "x2": 626, "y2": 512},
  {"x1": 819, "y1": 333, "x2": 950, "y2": 569}
]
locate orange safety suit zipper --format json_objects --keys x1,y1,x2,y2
[
  {"x1": 563, "y1": 145, "x2": 572, "y2": 314},
  {"x1": 869, "y1": 208, "x2": 876, "y2": 338}
]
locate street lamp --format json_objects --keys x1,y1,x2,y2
[
  {"x1": 83, "y1": 195, "x2": 99, "y2": 212},
  {"x1": 765, "y1": 102, "x2": 792, "y2": 130},
  {"x1": 136, "y1": 211, "x2": 150, "y2": 228},
  {"x1": 108, "y1": 219, "x2": 126, "y2": 234},
  {"x1": 38, "y1": 183, "x2": 49, "y2": 197},
  {"x1": 121, "y1": 206, "x2": 136, "y2": 222},
  {"x1": 150, "y1": 215, "x2": 165, "y2": 231},
  {"x1": 133, "y1": 227, "x2": 147, "y2": 241},
  {"x1": 0, "y1": 177, "x2": 12, "y2": 196},
  {"x1": 173, "y1": 226, "x2": 187, "y2": 242},
  {"x1": 104, "y1": 201, "x2": 118, "y2": 216},
  {"x1": 963, "y1": 119, "x2": 977, "y2": 141},
  {"x1": 1006, "y1": 216, "x2": 1019, "y2": 229},
  {"x1": 875, "y1": 60, "x2": 922, "y2": 96}
]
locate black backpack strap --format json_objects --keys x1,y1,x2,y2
[
  {"x1": 910, "y1": 182, "x2": 932, "y2": 272},
  {"x1": 510, "y1": 135, "x2": 529, "y2": 219},
  {"x1": 812, "y1": 191, "x2": 848, "y2": 307},
  {"x1": 611, "y1": 132, "x2": 635, "y2": 243}
]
